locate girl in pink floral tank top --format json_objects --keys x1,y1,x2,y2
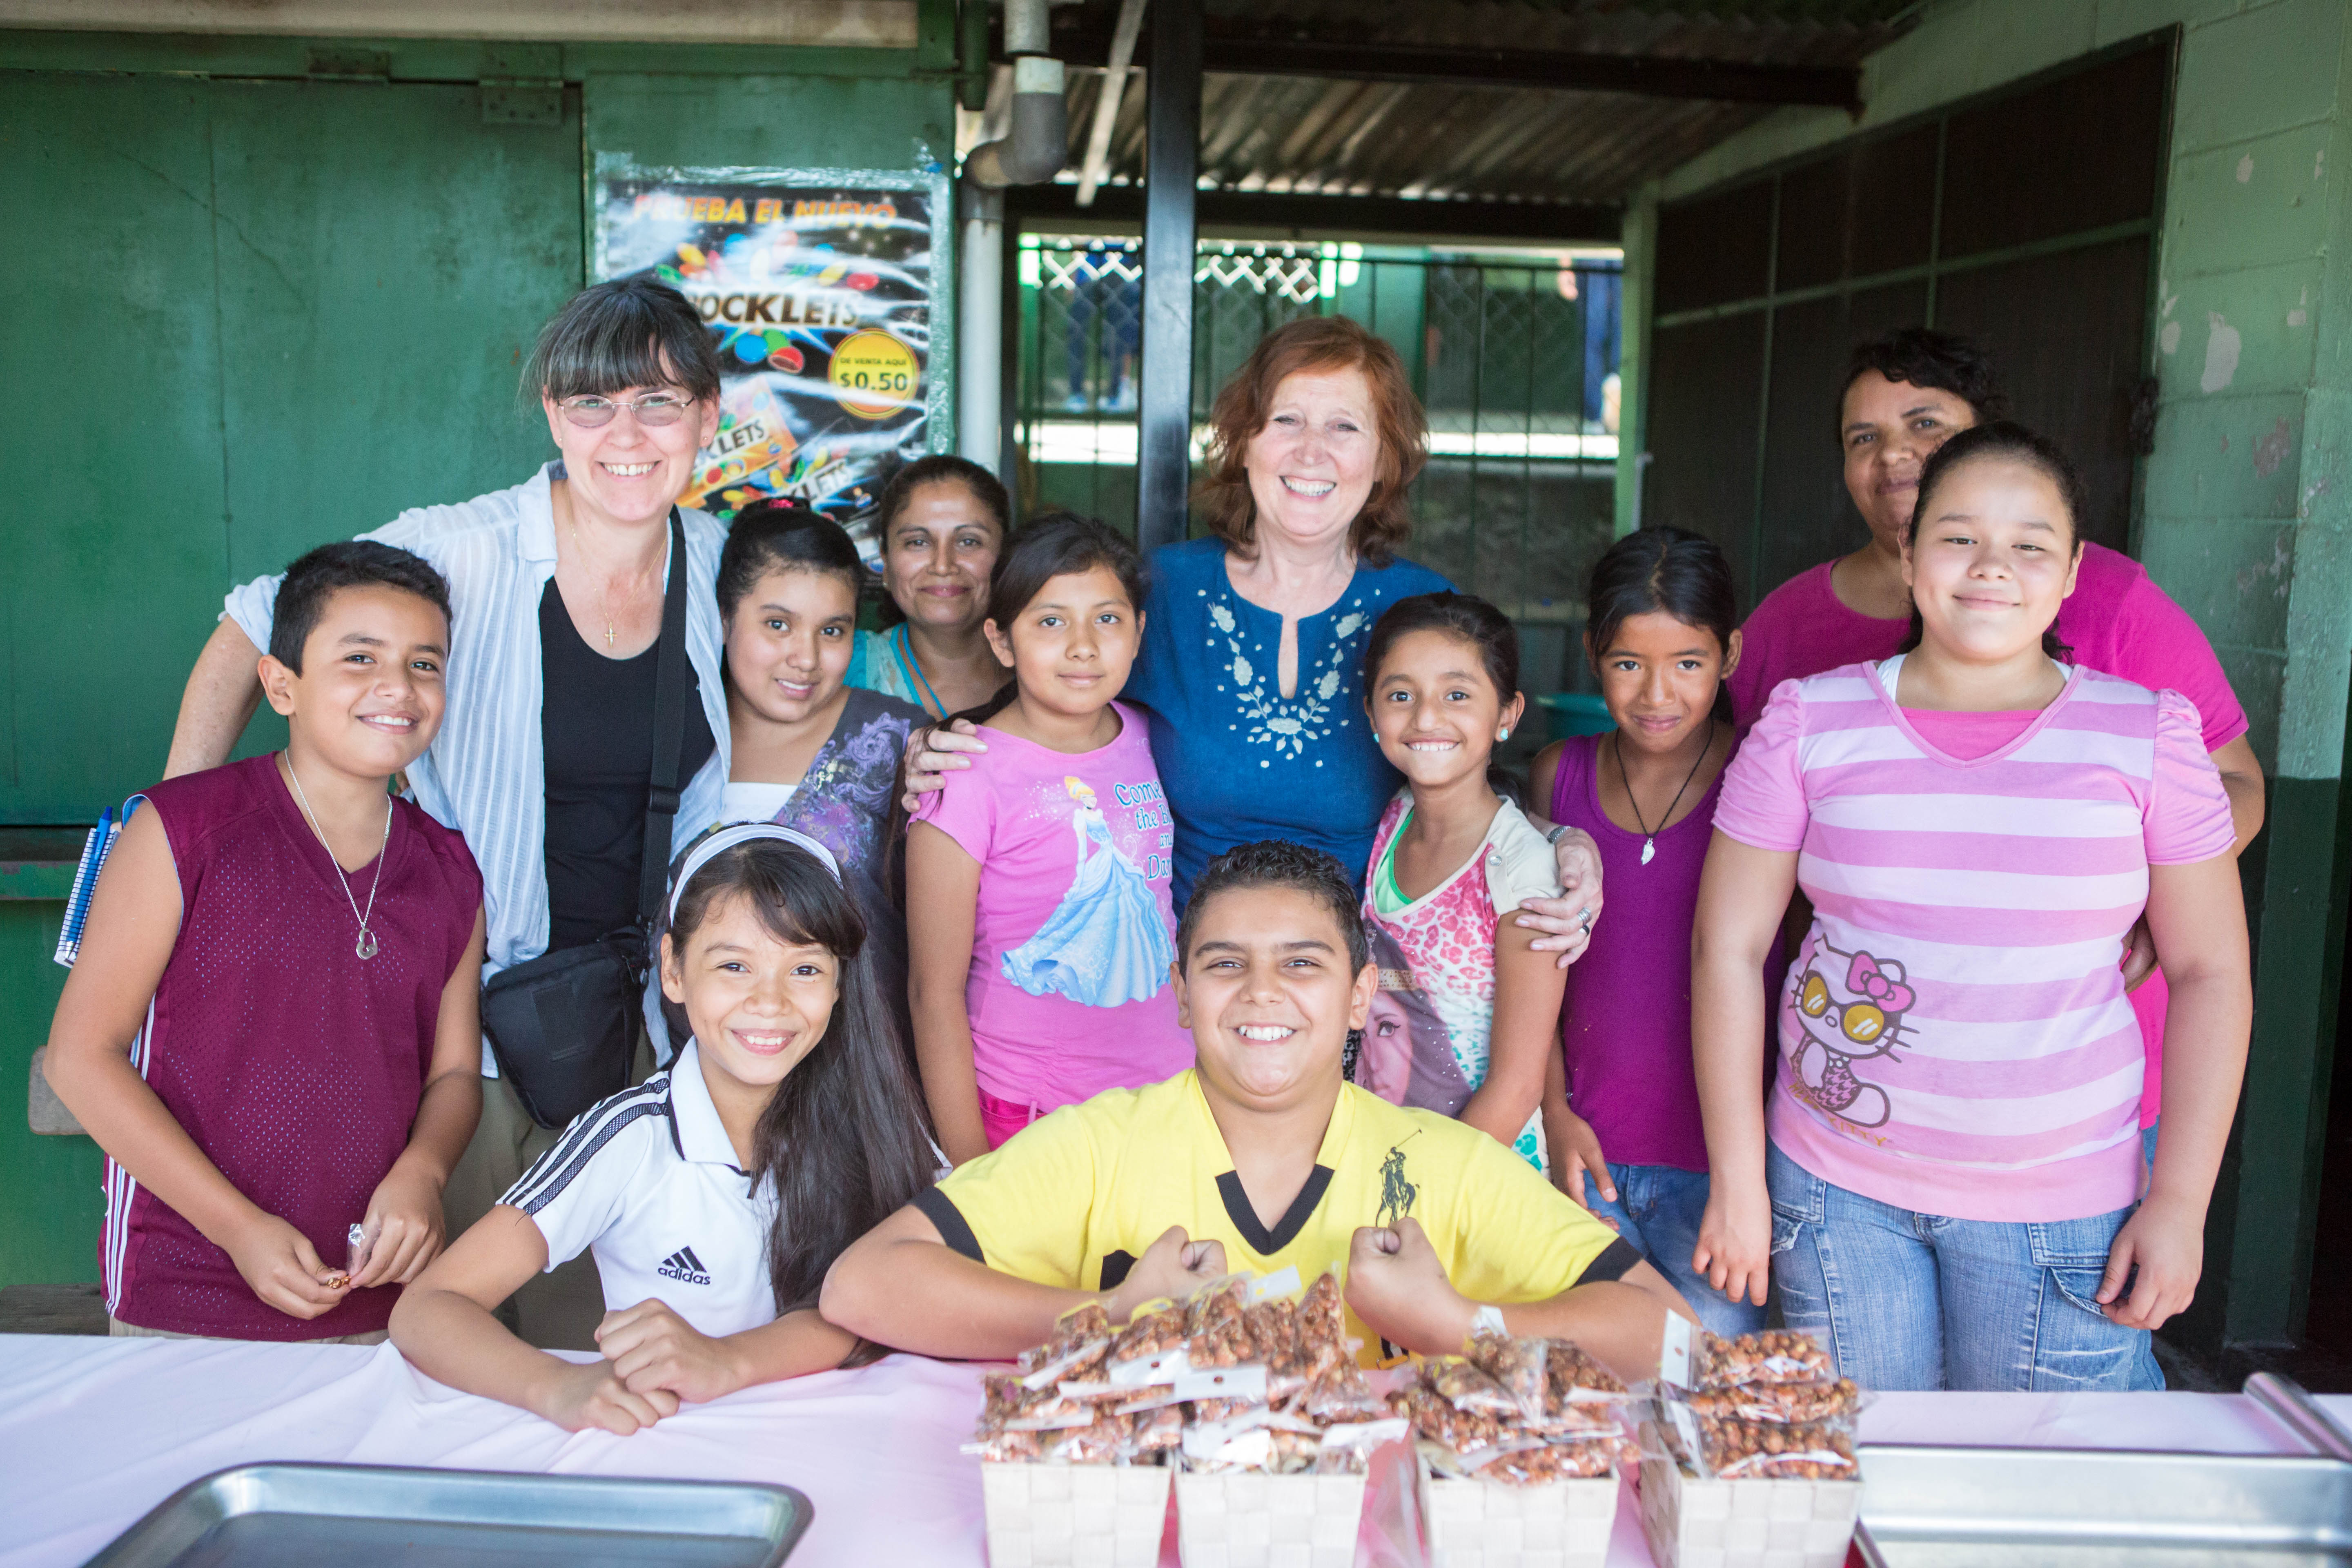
[{"x1": 1359, "y1": 595, "x2": 1564, "y2": 1169}]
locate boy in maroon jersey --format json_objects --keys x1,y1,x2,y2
[{"x1": 46, "y1": 542, "x2": 486, "y2": 1340}]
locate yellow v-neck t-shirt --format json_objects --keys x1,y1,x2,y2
[{"x1": 913, "y1": 1069, "x2": 1637, "y2": 1364}]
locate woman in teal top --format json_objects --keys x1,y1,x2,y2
[{"x1": 846, "y1": 456, "x2": 1012, "y2": 720}]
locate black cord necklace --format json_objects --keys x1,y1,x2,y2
[{"x1": 1614, "y1": 727, "x2": 1712, "y2": 866}]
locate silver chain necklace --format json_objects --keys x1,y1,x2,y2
[{"x1": 283, "y1": 755, "x2": 391, "y2": 960}]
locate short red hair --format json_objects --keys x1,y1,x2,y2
[{"x1": 1192, "y1": 316, "x2": 1427, "y2": 567}]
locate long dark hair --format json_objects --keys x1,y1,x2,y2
[
  {"x1": 664, "y1": 837, "x2": 935, "y2": 1360},
  {"x1": 1898, "y1": 421, "x2": 2083, "y2": 661},
  {"x1": 871, "y1": 455, "x2": 1013, "y2": 629},
  {"x1": 1360, "y1": 591, "x2": 1523, "y2": 801},
  {"x1": 1584, "y1": 526, "x2": 1739, "y2": 726}
]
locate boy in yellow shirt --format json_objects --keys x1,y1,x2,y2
[{"x1": 824, "y1": 840, "x2": 1693, "y2": 1378}]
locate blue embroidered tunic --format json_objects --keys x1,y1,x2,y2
[{"x1": 1127, "y1": 538, "x2": 1453, "y2": 906}]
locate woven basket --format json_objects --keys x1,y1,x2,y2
[
  {"x1": 1419, "y1": 1455, "x2": 1619, "y2": 1568},
  {"x1": 1173, "y1": 1466, "x2": 1368, "y2": 1568},
  {"x1": 1634, "y1": 1422, "x2": 1860, "y2": 1568},
  {"x1": 980, "y1": 1460, "x2": 1173, "y2": 1568}
]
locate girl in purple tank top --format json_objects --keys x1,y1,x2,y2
[{"x1": 1530, "y1": 527, "x2": 1766, "y2": 1337}]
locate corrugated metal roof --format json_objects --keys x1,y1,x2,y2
[{"x1": 1030, "y1": 0, "x2": 1914, "y2": 206}]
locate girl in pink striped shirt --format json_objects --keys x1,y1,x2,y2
[{"x1": 1688, "y1": 423, "x2": 2251, "y2": 1392}]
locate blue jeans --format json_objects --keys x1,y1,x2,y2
[
  {"x1": 1583, "y1": 1162, "x2": 1767, "y2": 1339},
  {"x1": 1766, "y1": 1141, "x2": 2163, "y2": 1392}
]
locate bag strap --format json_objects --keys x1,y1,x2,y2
[{"x1": 637, "y1": 508, "x2": 693, "y2": 932}]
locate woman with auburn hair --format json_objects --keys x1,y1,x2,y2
[{"x1": 905, "y1": 315, "x2": 1604, "y2": 962}]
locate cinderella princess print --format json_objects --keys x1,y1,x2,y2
[{"x1": 1002, "y1": 777, "x2": 1176, "y2": 1006}]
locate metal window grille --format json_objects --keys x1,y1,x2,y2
[{"x1": 1016, "y1": 235, "x2": 1624, "y2": 696}]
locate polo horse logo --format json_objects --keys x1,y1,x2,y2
[{"x1": 1377, "y1": 1134, "x2": 1421, "y2": 1229}]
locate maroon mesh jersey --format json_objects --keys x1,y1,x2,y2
[{"x1": 103, "y1": 755, "x2": 481, "y2": 1339}]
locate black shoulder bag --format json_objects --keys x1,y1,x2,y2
[{"x1": 483, "y1": 509, "x2": 693, "y2": 1129}]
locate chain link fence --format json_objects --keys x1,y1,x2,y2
[{"x1": 1016, "y1": 236, "x2": 1622, "y2": 695}]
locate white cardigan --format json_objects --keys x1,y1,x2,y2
[{"x1": 224, "y1": 461, "x2": 731, "y2": 1067}]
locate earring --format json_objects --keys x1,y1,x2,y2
[{"x1": 1496, "y1": 726, "x2": 1510, "y2": 742}]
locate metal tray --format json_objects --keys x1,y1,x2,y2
[
  {"x1": 82, "y1": 1463, "x2": 812, "y2": 1568},
  {"x1": 1853, "y1": 1443, "x2": 2352, "y2": 1566}
]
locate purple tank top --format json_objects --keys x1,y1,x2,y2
[
  {"x1": 106, "y1": 755, "x2": 481, "y2": 1339},
  {"x1": 1549, "y1": 733, "x2": 1721, "y2": 1172}
]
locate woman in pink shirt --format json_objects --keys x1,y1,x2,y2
[
  {"x1": 1689, "y1": 423, "x2": 2252, "y2": 1391},
  {"x1": 1729, "y1": 328, "x2": 2264, "y2": 1157}
]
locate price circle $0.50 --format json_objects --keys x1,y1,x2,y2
[{"x1": 828, "y1": 329, "x2": 921, "y2": 419}]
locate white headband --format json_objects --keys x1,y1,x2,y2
[{"x1": 667, "y1": 822, "x2": 843, "y2": 925}]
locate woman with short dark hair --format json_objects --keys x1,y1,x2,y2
[{"x1": 163, "y1": 276, "x2": 735, "y2": 1350}]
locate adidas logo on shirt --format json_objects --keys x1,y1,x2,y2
[{"x1": 657, "y1": 1246, "x2": 712, "y2": 1286}]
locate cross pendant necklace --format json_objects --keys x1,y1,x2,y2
[{"x1": 564, "y1": 512, "x2": 623, "y2": 648}]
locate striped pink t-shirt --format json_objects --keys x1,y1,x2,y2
[{"x1": 1715, "y1": 657, "x2": 2235, "y2": 1222}]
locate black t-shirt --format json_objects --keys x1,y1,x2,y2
[{"x1": 540, "y1": 579, "x2": 718, "y2": 951}]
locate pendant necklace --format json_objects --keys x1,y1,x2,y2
[
  {"x1": 566, "y1": 516, "x2": 623, "y2": 649},
  {"x1": 285, "y1": 755, "x2": 392, "y2": 959},
  {"x1": 1614, "y1": 728, "x2": 1710, "y2": 866}
]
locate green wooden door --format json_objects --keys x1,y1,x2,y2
[
  {"x1": 0, "y1": 69, "x2": 583, "y2": 1287},
  {"x1": 0, "y1": 70, "x2": 584, "y2": 825}
]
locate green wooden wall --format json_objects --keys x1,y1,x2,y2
[{"x1": 0, "y1": 23, "x2": 954, "y2": 1286}]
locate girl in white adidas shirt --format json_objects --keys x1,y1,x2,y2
[{"x1": 392, "y1": 824, "x2": 938, "y2": 1434}]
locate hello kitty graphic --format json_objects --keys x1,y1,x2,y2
[{"x1": 1786, "y1": 939, "x2": 1917, "y2": 1130}]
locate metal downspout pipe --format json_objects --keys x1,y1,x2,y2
[{"x1": 960, "y1": 0, "x2": 1067, "y2": 479}]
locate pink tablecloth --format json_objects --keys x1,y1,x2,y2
[
  {"x1": 0, "y1": 1336, "x2": 991, "y2": 1568},
  {"x1": 1, "y1": 1332, "x2": 2344, "y2": 1568}
]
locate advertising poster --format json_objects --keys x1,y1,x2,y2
[{"x1": 592, "y1": 156, "x2": 951, "y2": 559}]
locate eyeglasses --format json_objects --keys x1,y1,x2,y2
[{"x1": 557, "y1": 392, "x2": 696, "y2": 428}]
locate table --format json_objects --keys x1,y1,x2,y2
[{"x1": 2, "y1": 1334, "x2": 2344, "y2": 1568}]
